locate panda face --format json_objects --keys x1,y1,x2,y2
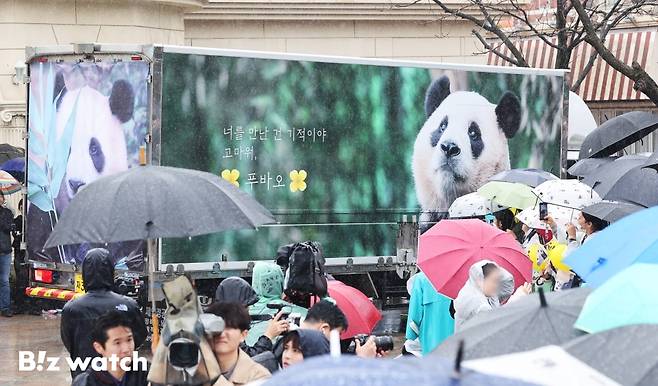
[
  {"x1": 55, "y1": 80, "x2": 134, "y2": 199},
  {"x1": 421, "y1": 91, "x2": 508, "y2": 185},
  {"x1": 412, "y1": 76, "x2": 521, "y2": 212}
]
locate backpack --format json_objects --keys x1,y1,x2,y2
[{"x1": 284, "y1": 241, "x2": 328, "y2": 298}]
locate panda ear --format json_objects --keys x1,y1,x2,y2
[
  {"x1": 424, "y1": 76, "x2": 451, "y2": 118},
  {"x1": 54, "y1": 72, "x2": 66, "y2": 110},
  {"x1": 109, "y1": 79, "x2": 135, "y2": 123},
  {"x1": 495, "y1": 92, "x2": 521, "y2": 139}
]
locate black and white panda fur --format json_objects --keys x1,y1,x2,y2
[
  {"x1": 54, "y1": 74, "x2": 134, "y2": 203},
  {"x1": 412, "y1": 76, "x2": 521, "y2": 226}
]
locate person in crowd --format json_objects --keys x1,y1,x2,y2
[
  {"x1": 453, "y1": 260, "x2": 531, "y2": 332},
  {"x1": 61, "y1": 248, "x2": 147, "y2": 379},
  {"x1": 215, "y1": 276, "x2": 289, "y2": 357},
  {"x1": 12, "y1": 199, "x2": 28, "y2": 314},
  {"x1": 0, "y1": 190, "x2": 15, "y2": 317},
  {"x1": 405, "y1": 272, "x2": 454, "y2": 356},
  {"x1": 280, "y1": 329, "x2": 330, "y2": 370},
  {"x1": 72, "y1": 310, "x2": 149, "y2": 386},
  {"x1": 249, "y1": 262, "x2": 307, "y2": 318},
  {"x1": 246, "y1": 262, "x2": 307, "y2": 348},
  {"x1": 493, "y1": 209, "x2": 524, "y2": 242},
  {"x1": 205, "y1": 302, "x2": 271, "y2": 386},
  {"x1": 215, "y1": 277, "x2": 259, "y2": 306},
  {"x1": 544, "y1": 212, "x2": 609, "y2": 290}
]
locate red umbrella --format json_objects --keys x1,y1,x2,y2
[
  {"x1": 417, "y1": 219, "x2": 532, "y2": 299},
  {"x1": 327, "y1": 280, "x2": 382, "y2": 339}
]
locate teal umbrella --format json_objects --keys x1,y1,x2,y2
[{"x1": 574, "y1": 263, "x2": 658, "y2": 334}]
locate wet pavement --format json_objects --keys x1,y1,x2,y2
[{"x1": 1, "y1": 314, "x2": 72, "y2": 386}]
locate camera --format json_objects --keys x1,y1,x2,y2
[
  {"x1": 266, "y1": 303, "x2": 302, "y2": 327},
  {"x1": 345, "y1": 334, "x2": 394, "y2": 354}
]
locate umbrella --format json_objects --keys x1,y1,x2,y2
[
  {"x1": 563, "y1": 324, "x2": 658, "y2": 386},
  {"x1": 488, "y1": 168, "x2": 558, "y2": 188},
  {"x1": 568, "y1": 157, "x2": 616, "y2": 178},
  {"x1": 0, "y1": 157, "x2": 24, "y2": 182},
  {"x1": 644, "y1": 151, "x2": 658, "y2": 171},
  {"x1": 417, "y1": 219, "x2": 532, "y2": 299},
  {"x1": 448, "y1": 192, "x2": 506, "y2": 218},
  {"x1": 516, "y1": 202, "x2": 580, "y2": 230},
  {"x1": 477, "y1": 181, "x2": 537, "y2": 209},
  {"x1": 578, "y1": 111, "x2": 658, "y2": 159},
  {"x1": 603, "y1": 165, "x2": 658, "y2": 207},
  {"x1": 574, "y1": 263, "x2": 658, "y2": 334},
  {"x1": 581, "y1": 201, "x2": 644, "y2": 223},
  {"x1": 532, "y1": 179, "x2": 600, "y2": 209},
  {"x1": 581, "y1": 155, "x2": 648, "y2": 196},
  {"x1": 263, "y1": 355, "x2": 536, "y2": 386},
  {"x1": 326, "y1": 280, "x2": 381, "y2": 339},
  {"x1": 0, "y1": 170, "x2": 21, "y2": 195},
  {"x1": 44, "y1": 165, "x2": 275, "y2": 247},
  {"x1": 465, "y1": 345, "x2": 621, "y2": 386},
  {"x1": 0, "y1": 143, "x2": 24, "y2": 164},
  {"x1": 433, "y1": 288, "x2": 589, "y2": 360},
  {"x1": 563, "y1": 206, "x2": 656, "y2": 288}
]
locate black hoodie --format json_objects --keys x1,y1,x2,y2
[{"x1": 60, "y1": 248, "x2": 147, "y2": 379}]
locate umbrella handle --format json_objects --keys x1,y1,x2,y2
[{"x1": 151, "y1": 313, "x2": 160, "y2": 354}]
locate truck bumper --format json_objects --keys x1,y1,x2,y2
[{"x1": 25, "y1": 287, "x2": 83, "y2": 302}]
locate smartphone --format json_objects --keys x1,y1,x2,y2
[{"x1": 539, "y1": 202, "x2": 548, "y2": 220}]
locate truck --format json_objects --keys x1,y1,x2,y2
[{"x1": 21, "y1": 44, "x2": 566, "y2": 325}]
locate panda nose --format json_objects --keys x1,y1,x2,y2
[
  {"x1": 441, "y1": 142, "x2": 461, "y2": 158},
  {"x1": 68, "y1": 179, "x2": 85, "y2": 194}
]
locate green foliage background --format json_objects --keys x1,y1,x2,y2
[{"x1": 160, "y1": 53, "x2": 562, "y2": 263}]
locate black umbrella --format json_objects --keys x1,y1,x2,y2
[
  {"x1": 44, "y1": 165, "x2": 276, "y2": 248},
  {"x1": 488, "y1": 168, "x2": 558, "y2": 188},
  {"x1": 582, "y1": 200, "x2": 645, "y2": 223},
  {"x1": 644, "y1": 151, "x2": 658, "y2": 171},
  {"x1": 603, "y1": 165, "x2": 658, "y2": 207},
  {"x1": 563, "y1": 324, "x2": 658, "y2": 386},
  {"x1": 579, "y1": 111, "x2": 658, "y2": 159},
  {"x1": 0, "y1": 143, "x2": 24, "y2": 165},
  {"x1": 581, "y1": 154, "x2": 648, "y2": 196},
  {"x1": 433, "y1": 288, "x2": 590, "y2": 361},
  {"x1": 568, "y1": 157, "x2": 616, "y2": 177}
]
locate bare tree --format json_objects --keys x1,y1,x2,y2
[{"x1": 404, "y1": 0, "x2": 658, "y2": 105}]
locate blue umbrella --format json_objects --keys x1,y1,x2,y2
[
  {"x1": 0, "y1": 157, "x2": 24, "y2": 182},
  {"x1": 264, "y1": 355, "x2": 537, "y2": 386},
  {"x1": 563, "y1": 206, "x2": 658, "y2": 287}
]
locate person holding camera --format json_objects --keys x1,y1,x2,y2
[
  {"x1": 72, "y1": 310, "x2": 149, "y2": 386},
  {"x1": 205, "y1": 302, "x2": 271, "y2": 386}
]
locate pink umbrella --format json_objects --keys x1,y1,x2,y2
[
  {"x1": 327, "y1": 280, "x2": 382, "y2": 339},
  {"x1": 417, "y1": 219, "x2": 532, "y2": 299}
]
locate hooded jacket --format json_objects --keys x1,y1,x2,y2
[
  {"x1": 294, "y1": 329, "x2": 330, "y2": 358},
  {"x1": 246, "y1": 263, "x2": 307, "y2": 347},
  {"x1": 61, "y1": 248, "x2": 147, "y2": 378},
  {"x1": 215, "y1": 277, "x2": 259, "y2": 306}
]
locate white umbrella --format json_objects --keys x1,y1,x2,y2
[
  {"x1": 448, "y1": 192, "x2": 506, "y2": 218},
  {"x1": 517, "y1": 203, "x2": 580, "y2": 229},
  {"x1": 465, "y1": 345, "x2": 621, "y2": 386},
  {"x1": 533, "y1": 179, "x2": 601, "y2": 210}
]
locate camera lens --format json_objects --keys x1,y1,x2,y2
[{"x1": 168, "y1": 338, "x2": 200, "y2": 369}]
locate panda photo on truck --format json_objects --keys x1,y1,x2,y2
[{"x1": 412, "y1": 75, "x2": 522, "y2": 226}]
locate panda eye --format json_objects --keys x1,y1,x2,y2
[
  {"x1": 468, "y1": 122, "x2": 481, "y2": 139},
  {"x1": 89, "y1": 142, "x2": 99, "y2": 155},
  {"x1": 439, "y1": 116, "x2": 448, "y2": 132}
]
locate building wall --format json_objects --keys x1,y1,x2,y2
[
  {"x1": 184, "y1": 19, "x2": 487, "y2": 64},
  {"x1": 0, "y1": 0, "x2": 199, "y2": 139}
]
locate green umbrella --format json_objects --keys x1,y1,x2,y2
[
  {"x1": 477, "y1": 181, "x2": 537, "y2": 209},
  {"x1": 575, "y1": 263, "x2": 658, "y2": 334}
]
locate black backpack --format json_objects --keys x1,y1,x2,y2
[{"x1": 283, "y1": 241, "x2": 328, "y2": 298}]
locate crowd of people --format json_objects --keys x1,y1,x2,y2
[{"x1": 59, "y1": 248, "x2": 386, "y2": 386}]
